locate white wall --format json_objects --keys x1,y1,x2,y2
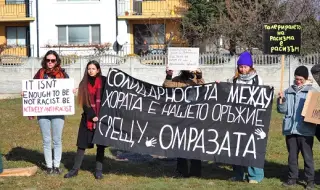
[
  {"x1": 29, "y1": 0, "x2": 38, "y2": 57},
  {"x1": 117, "y1": 20, "x2": 130, "y2": 52},
  {"x1": 36, "y1": 0, "x2": 117, "y2": 57},
  {"x1": 0, "y1": 56, "x2": 319, "y2": 94}
]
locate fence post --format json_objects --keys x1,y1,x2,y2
[
  {"x1": 130, "y1": 57, "x2": 134, "y2": 76},
  {"x1": 80, "y1": 56, "x2": 84, "y2": 80},
  {"x1": 31, "y1": 58, "x2": 35, "y2": 79}
]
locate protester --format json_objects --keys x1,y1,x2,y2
[
  {"x1": 163, "y1": 68, "x2": 205, "y2": 178},
  {"x1": 310, "y1": 64, "x2": 320, "y2": 142},
  {"x1": 228, "y1": 51, "x2": 264, "y2": 183},
  {"x1": 27, "y1": 50, "x2": 70, "y2": 175},
  {"x1": 278, "y1": 65, "x2": 316, "y2": 190},
  {"x1": 64, "y1": 60, "x2": 106, "y2": 180}
]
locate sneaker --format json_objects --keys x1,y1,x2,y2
[
  {"x1": 64, "y1": 169, "x2": 79, "y2": 178},
  {"x1": 249, "y1": 180, "x2": 259, "y2": 184},
  {"x1": 53, "y1": 167, "x2": 63, "y2": 175},
  {"x1": 94, "y1": 170, "x2": 103, "y2": 180},
  {"x1": 46, "y1": 168, "x2": 54, "y2": 175},
  {"x1": 306, "y1": 181, "x2": 315, "y2": 190},
  {"x1": 282, "y1": 179, "x2": 296, "y2": 187}
]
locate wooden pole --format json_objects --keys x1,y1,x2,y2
[{"x1": 279, "y1": 55, "x2": 285, "y2": 104}]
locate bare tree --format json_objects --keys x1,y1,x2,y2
[{"x1": 213, "y1": 0, "x2": 320, "y2": 54}]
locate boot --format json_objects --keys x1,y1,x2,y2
[
  {"x1": 94, "y1": 170, "x2": 103, "y2": 179},
  {"x1": 64, "y1": 169, "x2": 79, "y2": 178}
]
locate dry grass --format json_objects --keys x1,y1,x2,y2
[{"x1": 0, "y1": 99, "x2": 320, "y2": 190}]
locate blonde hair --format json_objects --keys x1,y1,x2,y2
[{"x1": 233, "y1": 67, "x2": 256, "y2": 79}]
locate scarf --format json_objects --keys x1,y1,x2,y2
[
  {"x1": 87, "y1": 76, "x2": 102, "y2": 131},
  {"x1": 291, "y1": 78, "x2": 313, "y2": 92},
  {"x1": 292, "y1": 84, "x2": 305, "y2": 92},
  {"x1": 34, "y1": 66, "x2": 66, "y2": 79},
  {"x1": 238, "y1": 71, "x2": 257, "y2": 82}
]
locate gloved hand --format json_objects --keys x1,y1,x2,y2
[
  {"x1": 166, "y1": 68, "x2": 173, "y2": 80},
  {"x1": 195, "y1": 69, "x2": 202, "y2": 79}
]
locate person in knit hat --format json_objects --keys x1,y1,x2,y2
[
  {"x1": 277, "y1": 65, "x2": 316, "y2": 189},
  {"x1": 229, "y1": 51, "x2": 263, "y2": 85},
  {"x1": 227, "y1": 51, "x2": 264, "y2": 183}
]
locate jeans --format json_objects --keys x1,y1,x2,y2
[
  {"x1": 38, "y1": 115, "x2": 65, "y2": 168},
  {"x1": 233, "y1": 165, "x2": 264, "y2": 182}
]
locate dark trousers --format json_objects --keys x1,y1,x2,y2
[
  {"x1": 176, "y1": 158, "x2": 201, "y2": 177},
  {"x1": 72, "y1": 145, "x2": 105, "y2": 170},
  {"x1": 315, "y1": 127, "x2": 320, "y2": 142},
  {"x1": 285, "y1": 135, "x2": 314, "y2": 182}
]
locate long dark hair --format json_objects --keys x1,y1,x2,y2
[
  {"x1": 41, "y1": 50, "x2": 62, "y2": 69},
  {"x1": 78, "y1": 60, "x2": 101, "y2": 107}
]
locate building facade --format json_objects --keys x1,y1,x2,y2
[
  {"x1": 117, "y1": 0, "x2": 188, "y2": 55},
  {"x1": 0, "y1": 0, "x2": 188, "y2": 58},
  {"x1": 34, "y1": 0, "x2": 117, "y2": 57},
  {"x1": 0, "y1": 0, "x2": 35, "y2": 57}
]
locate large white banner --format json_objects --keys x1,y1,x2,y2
[
  {"x1": 22, "y1": 79, "x2": 75, "y2": 116},
  {"x1": 167, "y1": 47, "x2": 200, "y2": 71}
]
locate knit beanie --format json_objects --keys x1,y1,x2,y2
[
  {"x1": 237, "y1": 51, "x2": 253, "y2": 67},
  {"x1": 294, "y1": 66, "x2": 309, "y2": 80}
]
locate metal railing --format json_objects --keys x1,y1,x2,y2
[
  {"x1": 139, "y1": 53, "x2": 320, "y2": 66},
  {"x1": 117, "y1": 0, "x2": 188, "y2": 17},
  {"x1": 0, "y1": 0, "x2": 33, "y2": 19},
  {"x1": 298, "y1": 53, "x2": 320, "y2": 65},
  {"x1": 2, "y1": 49, "x2": 320, "y2": 67}
]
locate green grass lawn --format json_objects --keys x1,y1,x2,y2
[{"x1": 0, "y1": 98, "x2": 320, "y2": 190}]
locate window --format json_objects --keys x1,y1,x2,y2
[
  {"x1": 6, "y1": 27, "x2": 27, "y2": 46},
  {"x1": 57, "y1": 25, "x2": 100, "y2": 45},
  {"x1": 133, "y1": 24, "x2": 165, "y2": 45},
  {"x1": 133, "y1": 24, "x2": 165, "y2": 54},
  {"x1": 5, "y1": 0, "x2": 25, "y2": 4},
  {"x1": 57, "y1": 0, "x2": 99, "y2": 2}
]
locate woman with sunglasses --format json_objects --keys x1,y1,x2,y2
[{"x1": 30, "y1": 50, "x2": 69, "y2": 175}]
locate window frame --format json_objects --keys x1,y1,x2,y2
[
  {"x1": 133, "y1": 24, "x2": 166, "y2": 45},
  {"x1": 56, "y1": 0, "x2": 100, "y2": 2},
  {"x1": 5, "y1": 0, "x2": 26, "y2": 5},
  {"x1": 57, "y1": 24, "x2": 101, "y2": 46},
  {"x1": 5, "y1": 26, "x2": 27, "y2": 46}
]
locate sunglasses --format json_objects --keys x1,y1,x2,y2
[{"x1": 46, "y1": 59, "x2": 56, "y2": 63}]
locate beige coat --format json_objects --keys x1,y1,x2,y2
[{"x1": 163, "y1": 75, "x2": 205, "y2": 88}]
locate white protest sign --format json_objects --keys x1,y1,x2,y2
[
  {"x1": 167, "y1": 47, "x2": 200, "y2": 70},
  {"x1": 22, "y1": 79, "x2": 75, "y2": 116}
]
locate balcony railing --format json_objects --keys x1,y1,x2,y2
[
  {"x1": 1, "y1": 45, "x2": 34, "y2": 56},
  {"x1": 117, "y1": 0, "x2": 188, "y2": 18},
  {"x1": 0, "y1": 0, "x2": 33, "y2": 19}
]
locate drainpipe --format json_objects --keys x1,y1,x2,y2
[
  {"x1": 36, "y1": 0, "x2": 39, "y2": 57},
  {"x1": 115, "y1": 0, "x2": 119, "y2": 55}
]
